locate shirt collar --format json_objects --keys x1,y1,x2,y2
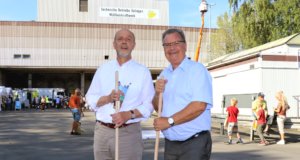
[
  {"x1": 115, "y1": 59, "x2": 133, "y2": 68},
  {"x1": 167, "y1": 56, "x2": 189, "y2": 72}
]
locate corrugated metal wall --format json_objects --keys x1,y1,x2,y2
[
  {"x1": 210, "y1": 52, "x2": 300, "y2": 117},
  {"x1": 262, "y1": 67, "x2": 300, "y2": 117},
  {"x1": 0, "y1": 21, "x2": 208, "y2": 71}
]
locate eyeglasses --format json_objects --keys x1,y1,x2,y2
[{"x1": 162, "y1": 41, "x2": 185, "y2": 47}]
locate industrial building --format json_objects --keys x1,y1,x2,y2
[
  {"x1": 0, "y1": 0, "x2": 210, "y2": 95},
  {"x1": 1, "y1": 0, "x2": 300, "y2": 121}
]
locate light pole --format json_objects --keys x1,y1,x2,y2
[{"x1": 207, "y1": 3, "x2": 215, "y2": 62}]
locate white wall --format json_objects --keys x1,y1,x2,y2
[
  {"x1": 261, "y1": 65, "x2": 300, "y2": 117},
  {"x1": 211, "y1": 60, "x2": 262, "y2": 115}
]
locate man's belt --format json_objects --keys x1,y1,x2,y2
[
  {"x1": 96, "y1": 120, "x2": 132, "y2": 129},
  {"x1": 167, "y1": 130, "x2": 209, "y2": 142}
]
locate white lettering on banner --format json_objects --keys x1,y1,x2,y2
[{"x1": 99, "y1": 7, "x2": 160, "y2": 19}]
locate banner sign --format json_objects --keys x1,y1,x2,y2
[{"x1": 99, "y1": 7, "x2": 160, "y2": 19}]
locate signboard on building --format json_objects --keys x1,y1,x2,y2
[{"x1": 99, "y1": 7, "x2": 160, "y2": 19}]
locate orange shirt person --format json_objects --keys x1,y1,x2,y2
[{"x1": 69, "y1": 88, "x2": 82, "y2": 135}]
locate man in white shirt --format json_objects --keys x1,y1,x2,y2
[
  {"x1": 86, "y1": 28, "x2": 155, "y2": 160},
  {"x1": 153, "y1": 28, "x2": 213, "y2": 160}
]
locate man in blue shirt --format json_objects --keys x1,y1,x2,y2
[{"x1": 153, "y1": 28, "x2": 213, "y2": 160}]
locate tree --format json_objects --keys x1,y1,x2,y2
[
  {"x1": 210, "y1": 13, "x2": 241, "y2": 60},
  {"x1": 215, "y1": 0, "x2": 300, "y2": 53},
  {"x1": 228, "y1": 0, "x2": 253, "y2": 12},
  {"x1": 271, "y1": 0, "x2": 300, "y2": 40},
  {"x1": 228, "y1": 0, "x2": 241, "y2": 12},
  {"x1": 232, "y1": 0, "x2": 274, "y2": 49}
]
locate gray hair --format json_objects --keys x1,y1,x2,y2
[{"x1": 162, "y1": 28, "x2": 186, "y2": 43}]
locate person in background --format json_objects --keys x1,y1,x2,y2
[
  {"x1": 153, "y1": 28, "x2": 212, "y2": 160},
  {"x1": 69, "y1": 88, "x2": 82, "y2": 135},
  {"x1": 252, "y1": 92, "x2": 269, "y2": 135},
  {"x1": 41, "y1": 96, "x2": 46, "y2": 111},
  {"x1": 6, "y1": 95, "x2": 12, "y2": 110},
  {"x1": 274, "y1": 90, "x2": 289, "y2": 145},
  {"x1": 35, "y1": 96, "x2": 40, "y2": 109},
  {"x1": 256, "y1": 102, "x2": 269, "y2": 145},
  {"x1": 86, "y1": 28, "x2": 154, "y2": 160},
  {"x1": 226, "y1": 98, "x2": 243, "y2": 144},
  {"x1": 15, "y1": 96, "x2": 21, "y2": 110},
  {"x1": 55, "y1": 96, "x2": 61, "y2": 109},
  {"x1": 45, "y1": 96, "x2": 50, "y2": 108}
]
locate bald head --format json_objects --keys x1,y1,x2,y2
[{"x1": 114, "y1": 28, "x2": 135, "y2": 42}]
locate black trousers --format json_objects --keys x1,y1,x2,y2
[{"x1": 164, "y1": 131, "x2": 212, "y2": 160}]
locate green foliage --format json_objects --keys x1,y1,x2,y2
[
  {"x1": 228, "y1": 0, "x2": 254, "y2": 12},
  {"x1": 233, "y1": 0, "x2": 274, "y2": 49},
  {"x1": 213, "y1": 0, "x2": 300, "y2": 56},
  {"x1": 228, "y1": 0, "x2": 241, "y2": 12},
  {"x1": 271, "y1": 0, "x2": 300, "y2": 40},
  {"x1": 211, "y1": 13, "x2": 241, "y2": 60}
]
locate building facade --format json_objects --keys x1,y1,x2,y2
[
  {"x1": 208, "y1": 33, "x2": 300, "y2": 118},
  {"x1": 1, "y1": 0, "x2": 211, "y2": 99},
  {"x1": 0, "y1": 21, "x2": 209, "y2": 94}
]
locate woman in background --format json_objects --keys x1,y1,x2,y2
[{"x1": 274, "y1": 91, "x2": 289, "y2": 145}]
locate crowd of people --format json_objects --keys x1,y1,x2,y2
[{"x1": 0, "y1": 93, "x2": 88, "y2": 112}]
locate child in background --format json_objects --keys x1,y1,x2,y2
[
  {"x1": 226, "y1": 98, "x2": 243, "y2": 144},
  {"x1": 256, "y1": 102, "x2": 269, "y2": 145}
]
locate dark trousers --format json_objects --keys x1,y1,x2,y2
[{"x1": 165, "y1": 131, "x2": 212, "y2": 160}]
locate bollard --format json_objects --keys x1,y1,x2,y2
[
  {"x1": 250, "y1": 127, "x2": 254, "y2": 141},
  {"x1": 220, "y1": 122, "x2": 225, "y2": 135}
]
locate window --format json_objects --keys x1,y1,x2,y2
[
  {"x1": 79, "y1": 0, "x2": 88, "y2": 12},
  {"x1": 14, "y1": 54, "x2": 22, "y2": 59},
  {"x1": 22, "y1": 54, "x2": 31, "y2": 59}
]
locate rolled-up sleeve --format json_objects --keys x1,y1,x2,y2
[{"x1": 128, "y1": 70, "x2": 155, "y2": 122}]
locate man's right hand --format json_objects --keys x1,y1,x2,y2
[
  {"x1": 109, "y1": 89, "x2": 124, "y2": 102},
  {"x1": 153, "y1": 117, "x2": 170, "y2": 131},
  {"x1": 96, "y1": 90, "x2": 124, "y2": 107}
]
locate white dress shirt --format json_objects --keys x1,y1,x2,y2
[
  {"x1": 160, "y1": 57, "x2": 213, "y2": 141},
  {"x1": 86, "y1": 59, "x2": 155, "y2": 124}
]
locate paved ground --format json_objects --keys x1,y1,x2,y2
[{"x1": 0, "y1": 109, "x2": 299, "y2": 160}]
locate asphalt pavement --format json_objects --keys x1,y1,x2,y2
[{"x1": 0, "y1": 109, "x2": 299, "y2": 160}]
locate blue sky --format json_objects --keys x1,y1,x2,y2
[
  {"x1": 0, "y1": 0, "x2": 230, "y2": 28},
  {"x1": 170, "y1": 0, "x2": 230, "y2": 28}
]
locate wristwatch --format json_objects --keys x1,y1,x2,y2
[
  {"x1": 168, "y1": 117, "x2": 175, "y2": 126},
  {"x1": 130, "y1": 110, "x2": 136, "y2": 119}
]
